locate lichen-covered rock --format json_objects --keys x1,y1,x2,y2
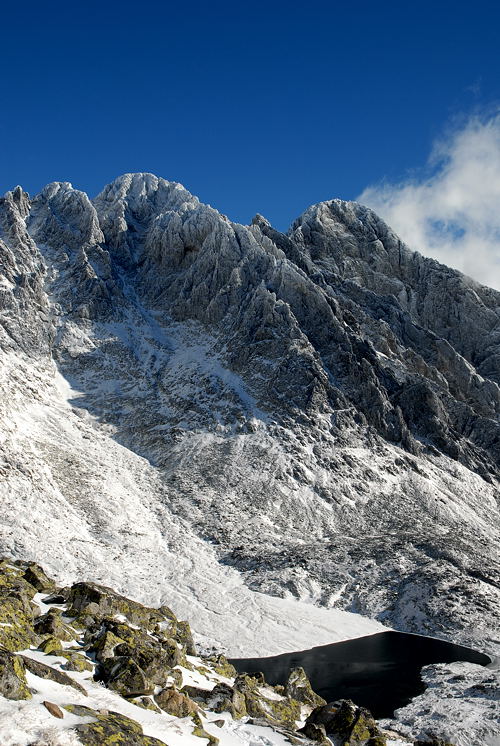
[
  {"x1": 99, "y1": 655, "x2": 154, "y2": 697},
  {"x1": 38, "y1": 635, "x2": 63, "y2": 654},
  {"x1": 297, "y1": 721, "x2": 330, "y2": 745},
  {"x1": 0, "y1": 649, "x2": 31, "y2": 699},
  {"x1": 174, "y1": 619, "x2": 196, "y2": 655},
  {"x1": 414, "y1": 740, "x2": 457, "y2": 746},
  {"x1": 154, "y1": 687, "x2": 199, "y2": 716},
  {"x1": 0, "y1": 592, "x2": 38, "y2": 651},
  {"x1": 87, "y1": 626, "x2": 127, "y2": 662},
  {"x1": 34, "y1": 607, "x2": 75, "y2": 641},
  {"x1": 23, "y1": 563, "x2": 56, "y2": 592},
  {"x1": 64, "y1": 704, "x2": 168, "y2": 745},
  {"x1": 58, "y1": 649, "x2": 94, "y2": 672},
  {"x1": 233, "y1": 674, "x2": 302, "y2": 728},
  {"x1": 205, "y1": 654, "x2": 237, "y2": 678},
  {"x1": 19, "y1": 654, "x2": 87, "y2": 695},
  {"x1": 209, "y1": 682, "x2": 247, "y2": 719},
  {"x1": 67, "y1": 581, "x2": 166, "y2": 629},
  {"x1": 306, "y1": 699, "x2": 387, "y2": 745},
  {"x1": 285, "y1": 667, "x2": 326, "y2": 708},
  {"x1": 113, "y1": 638, "x2": 182, "y2": 683}
]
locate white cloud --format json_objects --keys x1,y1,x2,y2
[{"x1": 357, "y1": 113, "x2": 500, "y2": 290}]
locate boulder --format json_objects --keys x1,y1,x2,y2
[
  {"x1": 38, "y1": 636, "x2": 63, "y2": 654},
  {"x1": 0, "y1": 649, "x2": 31, "y2": 699},
  {"x1": 34, "y1": 608, "x2": 75, "y2": 641},
  {"x1": 19, "y1": 654, "x2": 87, "y2": 695},
  {"x1": 67, "y1": 582, "x2": 167, "y2": 629},
  {"x1": 0, "y1": 591, "x2": 38, "y2": 651},
  {"x1": 43, "y1": 700, "x2": 64, "y2": 718},
  {"x1": 23, "y1": 563, "x2": 56, "y2": 592},
  {"x1": 205, "y1": 653, "x2": 237, "y2": 678},
  {"x1": 64, "y1": 704, "x2": 168, "y2": 745},
  {"x1": 88, "y1": 627, "x2": 127, "y2": 662},
  {"x1": 154, "y1": 687, "x2": 199, "y2": 716},
  {"x1": 306, "y1": 699, "x2": 387, "y2": 745},
  {"x1": 99, "y1": 655, "x2": 154, "y2": 697},
  {"x1": 285, "y1": 667, "x2": 326, "y2": 708},
  {"x1": 113, "y1": 639, "x2": 182, "y2": 683},
  {"x1": 209, "y1": 681, "x2": 247, "y2": 719}
]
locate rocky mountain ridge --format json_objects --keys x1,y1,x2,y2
[{"x1": 0, "y1": 173, "x2": 499, "y2": 660}]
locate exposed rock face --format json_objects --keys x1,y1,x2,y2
[{"x1": 0, "y1": 172, "x2": 499, "y2": 663}]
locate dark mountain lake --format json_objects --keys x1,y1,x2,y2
[{"x1": 230, "y1": 630, "x2": 491, "y2": 718}]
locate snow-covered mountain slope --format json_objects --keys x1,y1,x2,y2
[{"x1": 0, "y1": 174, "x2": 499, "y2": 664}]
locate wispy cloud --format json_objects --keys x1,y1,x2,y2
[{"x1": 357, "y1": 113, "x2": 500, "y2": 290}]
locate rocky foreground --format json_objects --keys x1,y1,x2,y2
[{"x1": 0, "y1": 557, "x2": 460, "y2": 746}]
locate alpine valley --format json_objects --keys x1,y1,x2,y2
[{"x1": 0, "y1": 174, "x2": 498, "y2": 746}]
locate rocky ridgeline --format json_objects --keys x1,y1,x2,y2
[{"x1": 0, "y1": 557, "x2": 419, "y2": 746}]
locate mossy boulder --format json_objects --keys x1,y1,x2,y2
[
  {"x1": 22, "y1": 563, "x2": 56, "y2": 592},
  {"x1": 99, "y1": 655, "x2": 154, "y2": 697},
  {"x1": 0, "y1": 649, "x2": 31, "y2": 699},
  {"x1": 285, "y1": 667, "x2": 326, "y2": 708},
  {"x1": 306, "y1": 699, "x2": 386, "y2": 745},
  {"x1": 154, "y1": 687, "x2": 199, "y2": 716},
  {"x1": 64, "y1": 704, "x2": 168, "y2": 745},
  {"x1": 414, "y1": 740, "x2": 457, "y2": 746}
]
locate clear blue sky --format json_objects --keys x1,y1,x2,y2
[{"x1": 1, "y1": 0, "x2": 499, "y2": 230}]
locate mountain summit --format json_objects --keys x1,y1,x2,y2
[{"x1": 0, "y1": 173, "x2": 498, "y2": 662}]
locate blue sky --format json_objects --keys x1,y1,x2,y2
[{"x1": 1, "y1": 0, "x2": 500, "y2": 286}]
